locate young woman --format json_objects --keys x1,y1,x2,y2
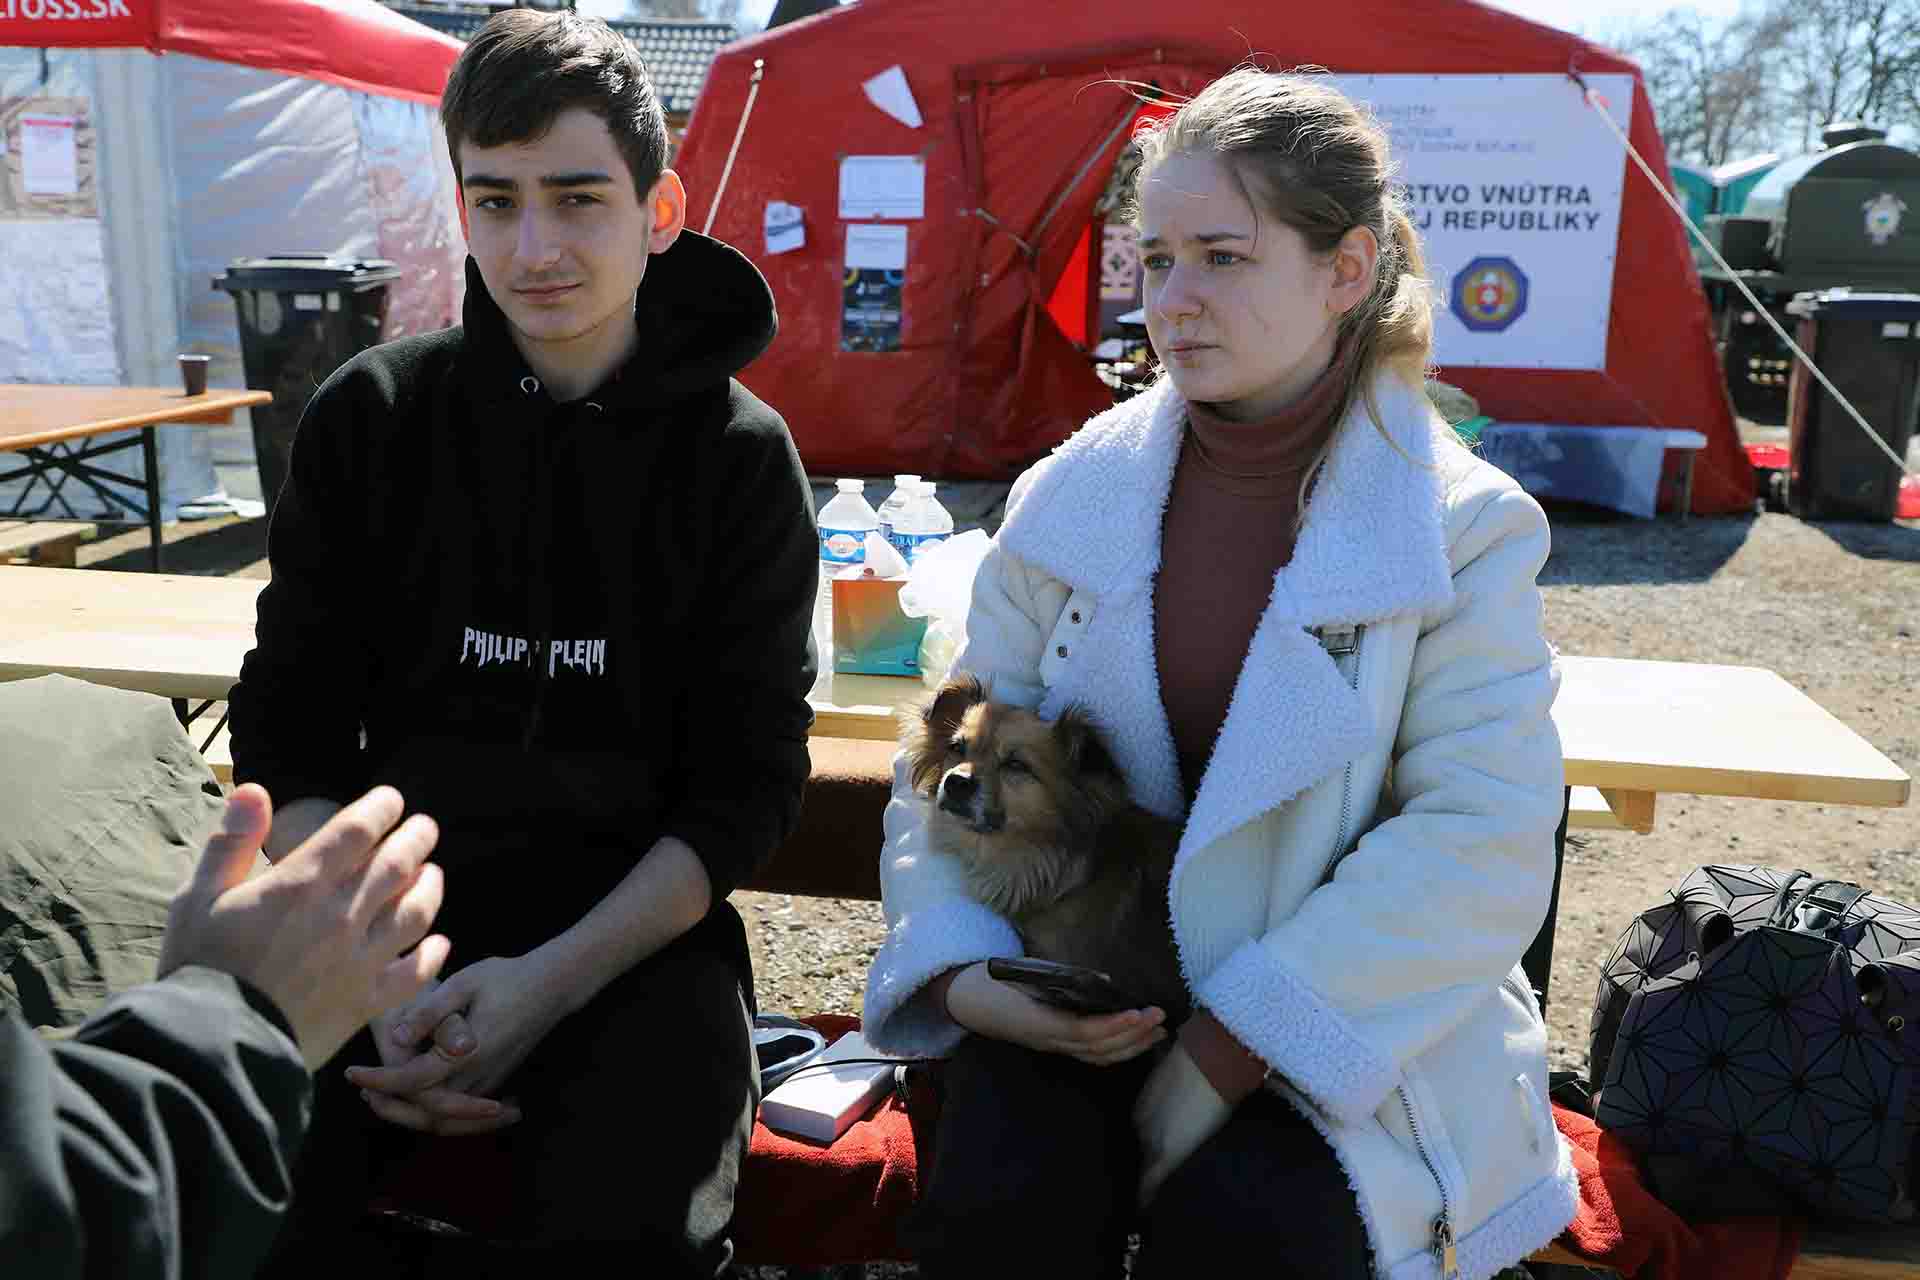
[{"x1": 862, "y1": 69, "x2": 1576, "y2": 1279}]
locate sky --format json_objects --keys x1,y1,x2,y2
[
  {"x1": 575, "y1": 0, "x2": 1742, "y2": 38},
  {"x1": 577, "y1": 0, "x2": 777, "y2": 24},
  {"x1": 1480, "y1": 0, "x2": 1743, "y2": 38}
]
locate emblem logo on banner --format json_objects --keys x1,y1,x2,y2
[
  {"x1": 1450, "y1": 256, "x2": 1529, "y2": 333},
  {"x1": 1863, "y1": 192, "x2": 1907, "y2": 247}
]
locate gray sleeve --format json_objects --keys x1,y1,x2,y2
[{"x1": 0, "y1": 967, "x2": 313, "y2": 1280}]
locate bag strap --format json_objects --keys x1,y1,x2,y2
[
  {"x1": 1766, "y1": 870, "x2": 1814, "y2": 928},
  {"x1": 1773, "y1": 871, "x2": 1871, "y2": 938}
]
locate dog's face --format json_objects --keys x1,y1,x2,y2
[{"x1": 901, "y1": 675, "x2": 1132, "y2": 913}]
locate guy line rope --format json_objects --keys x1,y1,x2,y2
[{"x1": 1572, "y1": 70, "x2": 1918, "y2": 484}]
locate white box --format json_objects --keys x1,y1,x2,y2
[{"x1": 757, "y1": 1030, "x2": 898, "y2": 1144}]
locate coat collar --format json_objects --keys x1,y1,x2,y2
[
  {"x1": 997, "y1": 371, "x2": 1459, "y2": 860},
  {"x1": 999, "y1": 371, "x2": 1455, "y2": 629}
]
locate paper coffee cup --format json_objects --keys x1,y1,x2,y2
[{"x1": 178, "y1": 354, "x2": 211, "y2": 396}]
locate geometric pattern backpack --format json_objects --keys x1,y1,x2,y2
[{"x1": 1590, "y1": 865, "x2": 1920, "y2": 1223}]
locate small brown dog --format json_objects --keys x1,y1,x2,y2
[{"x1": 903, "y1": 674, "x2": 1189, "y2": 1022}]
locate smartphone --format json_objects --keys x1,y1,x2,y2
[{"x1": 986, "y1": 956, "x2": 1148, "y2": 1016}]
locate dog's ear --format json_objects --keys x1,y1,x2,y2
[
  {"x1": 924, "y1": 672, "x2": 985, "y2": 741},
  {"x1": 1053, "y1": 702, "x2": 1121, "y2": 782},
  {"x1": 902, "y1": 673, "x2": 985, "y2": 794}
]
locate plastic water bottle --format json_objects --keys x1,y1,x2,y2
[
  {"x1": 920, "y1": 481, "x2": 954, "y2": 555},
  {"x1": 895, "y1": 480, "x2": 954, "y2": 565},
  {"x1": 876, "y1": 473, "x2": 921, "y2": 554},
  {"x1": 815, "y1": 478, "x2": 879, "y2": 670}
]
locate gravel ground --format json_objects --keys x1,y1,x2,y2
[{"x1": 69, "y1": 425, "x2": 1916, "y2": 1278}]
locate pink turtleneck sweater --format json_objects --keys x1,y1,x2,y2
[
  {"x1": 1154, "y1": 350, "x2": 1351, "y2": 801},
  {"x1": 1156, "y1": 346, "x2": 1352, "y2": 1104}
]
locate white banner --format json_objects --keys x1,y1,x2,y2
[{"x1": 1331, "y1": 73, "x2": 1635, "y2": 371}]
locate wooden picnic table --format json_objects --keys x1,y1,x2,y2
[
  {"x1": 0, "y1": 385, "x2": 272, "y2": 572},
  {"x1": 0, "y1": 566, "x2": 1909, "y2": 818}
]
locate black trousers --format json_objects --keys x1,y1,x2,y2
[
  {"x1": 259, "y1": 900, "x2": 757, "y2": 1280},
  {"x1": 903, "y1": 1034, "x2": 1375, "y2": 1280}
]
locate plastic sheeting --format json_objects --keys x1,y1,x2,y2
[
  {"x1": 350, "y1": 91, "x2": 463, "y2": 343},
  {"x1": 0, "y1": 218, "x2": 117, "y2": 382},
  {"x1": 172, "y1": 57, "x2": 464, "y2": 510},
  {"x1": 1, "y1": 48, "x2": 466, "y2": 519},
  {"x1": 1478, "y1": 423, "x2": 1674, "y2": 519},
  {"x1": 0, "y1": 47, "x2": 117, "y2": 385},
  {"x1": 176, "y1": 57, "x2": 463, "y2": 384},
  {"x1": 172, "y1": 57, "x2": 383, "y2": 392},
  {"x1": 0, "y1": 47, "x2": 128, "y2": 516}
]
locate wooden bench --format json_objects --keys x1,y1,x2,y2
[
  {"x1": 0, "y1": 520, "x2": 96, "y2": 568},
  {"x1": 1567, "y1": 784, "x2": 1654, "y2": 834}
]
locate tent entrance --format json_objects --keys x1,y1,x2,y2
[{"x1": 946, "y1": 51, "x2": 1207, "y2": 473}]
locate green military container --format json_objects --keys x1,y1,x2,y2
[
  {"x1": 1744, "y1": 140, "x2": 1920, "y2": 282},
  {"x1": 1698, "y1": 125, "x2": 1920, "y2": 423}
]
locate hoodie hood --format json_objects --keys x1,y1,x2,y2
[{"x1": 457, "y1": 228, "x2": 778, "y2": 409}]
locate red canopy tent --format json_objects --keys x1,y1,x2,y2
[
  {"x1": 677, "y1": 0, "x2": 1754, "y2": 513},
  {"x1": 0, "y1": 0, "x2": 460, "y2": 104}
]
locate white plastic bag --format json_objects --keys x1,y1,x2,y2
[{"x1": 897, "y1": 529, "x2": 991, "y2": 686}]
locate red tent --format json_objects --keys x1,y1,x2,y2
[
  {"x1": 677, "y1": 0, "x2": 1754, "y2": 513},
  {"x1": 0, "y1": 0, "x2": 460, "y2": 104}
]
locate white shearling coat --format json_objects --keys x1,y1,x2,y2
[{"x1": 861, "y1": 372, "x2": 1579, "y2": 1280}]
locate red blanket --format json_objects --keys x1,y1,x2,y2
[
  {"x1": 734, "y1": 1020, "x2": 1806, "y2": 1275},
  {"x1": 374, "y1": 1015, "x2": 1804, "y2": 1276},
  {"x1": 1554, "y1": 1105, "x2": 1803, "y2": 1280}
]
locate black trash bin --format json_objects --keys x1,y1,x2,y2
[
  {"x1": 214, "y1": 255, "x2": 402, "y2": 514},
  {"x1": 1782, "y1": 288, "x2": 1920, "y2": 521}
]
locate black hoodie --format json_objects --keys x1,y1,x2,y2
[{"x1": 228, "y1": 232, "x2": 817, "y2": 910}]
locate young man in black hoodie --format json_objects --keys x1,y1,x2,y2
[{"x1": 229, "y1": 11, "x2": 816, "y2": 1276}]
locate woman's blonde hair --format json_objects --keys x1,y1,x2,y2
[{"x1": 1124, "y1": 68, "x2": 1445, "y2": 487}]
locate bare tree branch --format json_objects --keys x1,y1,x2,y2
[{"x1": 1613, "y1": 5, "x2": 1794, "y2": 164}]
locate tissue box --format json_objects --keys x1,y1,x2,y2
[{"x1": 831, "y1": 574, "x2": 927, "y2": 676}]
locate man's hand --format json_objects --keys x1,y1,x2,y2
[
  {"x1": 159, "y1": 784, "x2": 449, "y2": 1071},
  {"x1": 349, "y1": 953, "x2": 568, "y2": 1126},
  {"x1": 943, "y1": 960, "x2": 1167, "y2": 1066}
]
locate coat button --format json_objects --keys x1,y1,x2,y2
[
  {"x1": 1056, "y1": 645, "x2": 1068, "y2": 658},
  {"x1": 1070, "y1": 611, "x2": 1082, "y2": 623}
]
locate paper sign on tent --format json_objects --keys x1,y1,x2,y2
[
  {"x1": 21, "y1": 116, "x2": 78, "y2": 197},
  {"x1": 845, "y1": 223, "x2": 907, "y2": 270},
  {"x1": 765, "y1": 201, "x2": 805, "y2": 254},
  {"x1": 839, "y1": 155, "x2": 925, "y2": 220},
  {"x1": 862, "y1": 65, "x2": 923, "y2": 129}
]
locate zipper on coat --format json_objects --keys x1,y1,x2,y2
[
  {"x1": 1314, "y1": 624, "x2": 1456, "y2": 1277},
  {"x1": 1398, "y1": 1084, "x2": 1459, "y2": 1280},
  {"x1": 1312, "y1": 624, "x2": 1364, "y2": 885}
]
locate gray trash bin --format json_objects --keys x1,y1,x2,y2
[
  {"x1": 214, "y1": 255, "x2": 401, "y2": 514},
  {"x1": 1783, "y1": 289, "x2": 1920, "y2": 521}
]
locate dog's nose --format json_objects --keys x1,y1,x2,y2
[{"x1": 938, "y1": 771, "x2": 976, "y2": 815}]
